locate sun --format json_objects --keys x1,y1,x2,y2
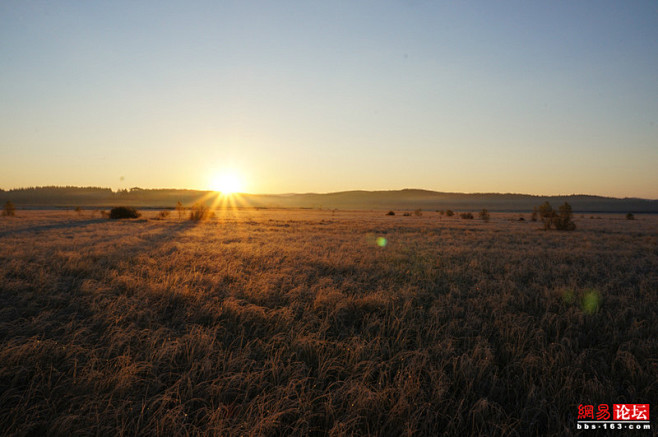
[{"x1": 210, "y1": 172, "x2": 244, "y2": 194}]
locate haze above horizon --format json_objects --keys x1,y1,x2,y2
[{"x1": 1, "y1": 1, "x2": 657, "y2": 198}]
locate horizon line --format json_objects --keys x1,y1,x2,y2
[{"x1": 1, "y1": 185, "x2": 657, "y2": 201}]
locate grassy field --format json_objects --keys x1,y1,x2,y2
[{"x1": 0, "y1": 209, "x2": 656, "y2": 436}]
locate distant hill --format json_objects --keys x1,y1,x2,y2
[
  {"x1": 248, "y1": 189, "x2": 658, "y2": 212},
  {"x1": 1, "y1": 186, "x2": 657, "y2": 213}
]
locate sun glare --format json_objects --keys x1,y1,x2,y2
[{"x1": 211, "y1": 172, "x2": 244, "y2": 194}]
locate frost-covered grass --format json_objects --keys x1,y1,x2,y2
[{"x1": 0, "y1": 209, "x2": 656, "y2": 436}]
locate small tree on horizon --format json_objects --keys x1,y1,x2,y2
[
  {"x1": 479, "y1": 208, "x2": 490, "y2": 222},
  {"x1": 176, "y1": 201, "x2": 184, "y2": 220}
]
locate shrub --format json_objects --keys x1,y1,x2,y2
[
  {"x1": 478, "y1": 209, "x2": 490, "y2": 222},
  {"x1": 460, "y1": 212, "x2": 474, "y2": 219},
  {"x1": 74, "y1": 206, "x2": 83, "y2": 215},
  {"x1": 414, "y1": 208, "x2": 423, "y2": 217},
  {"x1": 386, "y1": 211, "x2": 395, "y2": 216},
  {"x1": 2, "y1": 201, "x2": 16, "y2": 217},
  {"x1": 626, "y1": 213, "x2": 635, "y2": 220},
  {"x1": 403, "y1": 212, "x2": 411, "y2": 217},
  {"x1": 553, "y1": 202, "x2": 576, "y2": 231},
  {"x1": 538, "y1": 201, "x2": 554, "y2": 230},
  {"x1": 535, "y1": 201, "x2": 575, "y2": 231},
  {"x1": 445, "y1": 209, "x2": 454, "y2": 217},
  {"x1": 109, "y1": 206, "x2": 141, "y2": 219},
  {"x1": 189, "y1": 202, "x2": 210, "y2": 221}
]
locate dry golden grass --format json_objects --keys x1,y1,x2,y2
[{"x1": 0, "y1": 209, "x2": 656, "y2": 436}]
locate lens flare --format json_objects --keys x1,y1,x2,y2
[{"x1": 581, "y1": 289, "x2": 600, "y2": 314}]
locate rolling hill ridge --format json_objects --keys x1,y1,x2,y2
[{"x1": 2, "y1": 187, "x2": 657, "y2": 212}]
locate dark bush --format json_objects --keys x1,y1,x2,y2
[
  {"x1": 553, "y1": 202, "x2": 576, "y2": 231},
  {"x1": 460, "y1": 212, "x2": 474, "y2": 219},
  {"x1": 414, "y1": 208, "x2": 423, "y2": 217},
  {"x1": 479, "y1": 209, "x2": 490, "y2": 222},
  {"x1": 535, "y1": 201, "x2": 575, "y2": 231},
  {"x1": 403, "y1": 212, "x2": 411, "y2": 217},
  {"x1": 445, "y1": 209, "x2": 454, "y2": 217},
  {"x1": 2, "y1": 201, "x2": 16, "y2": 217},
  {"x1": 109, "y1": 206, "x2": 141, "y2": 219},
  {"x1": 626, "y1": 213, "x2": 635, "y2": 220},
  {"x1": 386, "y1": 211, "x2": 395, "y2": 216},
  {"x1": 538, "y1": 201, "x2": 554, "y2": 230}
]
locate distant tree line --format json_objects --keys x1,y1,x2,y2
[{"x1": 0, "y1": 186, "x2": 210, "y2": 207}]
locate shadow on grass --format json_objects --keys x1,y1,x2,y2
[
  {"x1": 0, "y1": 218, "x2": 108, "y2": 238},
  {"x1": 0, "y1": 218, "x2": 208, "y2": 434}
]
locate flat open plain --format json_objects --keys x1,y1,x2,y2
[{"x1": 0, "y1": 209, "x2": 656, "y2": 436}]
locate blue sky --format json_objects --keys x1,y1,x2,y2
[{"x1": 1, "y1": 1, "x2": 657, "y2": 197}]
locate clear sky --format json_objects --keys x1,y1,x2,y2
[{"x1": 1, "y1": 1, "x2": 657, "y2": 198}]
